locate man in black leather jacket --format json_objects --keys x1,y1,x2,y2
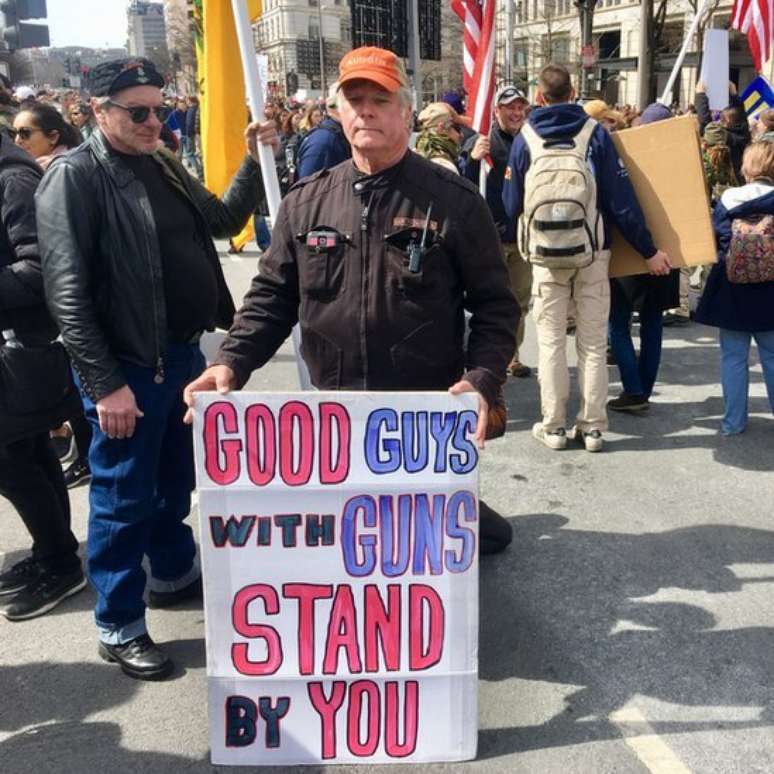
[
  {"x1": 184, "y1": 47, "x2": 519, "y2": 555},
  {"x1": 36, "y1": 58, "x2": 278, "y2": 680}
]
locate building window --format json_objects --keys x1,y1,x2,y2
[
  {"x1": 341, "y1": 18, "x2": 351, "y2": 45},
  {"x1": 309, "y1": 17, "x2": 320, "y2": 40}
]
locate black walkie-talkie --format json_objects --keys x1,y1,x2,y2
[{"x1": 408, "y1": 203, "x2": 433, "y2": 273}]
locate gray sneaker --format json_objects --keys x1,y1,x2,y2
[
  {"x1": 532, "y1": 422, "x2": 567, "y2": 450},
  {"x1": 570, "y1": 426, "x2": 603, "y2": 453}
]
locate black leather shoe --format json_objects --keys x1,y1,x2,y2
[
  {"x1": 148, "y1": 576, "x2": 202, "y2": 609},
  {"x1": 98, "y1": 634, "x2": 174, "y2": 680},
  {"x1": 479, "y1": 500, "x2": 513, "y2": 555}
]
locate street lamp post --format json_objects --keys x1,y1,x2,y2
[
  {"x1": 576, "y1": 0, "x2": 597, "y2": 101},
  {"x1": 316, "y1": 0, "x2": 326, "y2": 96}
]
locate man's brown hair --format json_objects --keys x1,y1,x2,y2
[{"x1": 538, "y1": 64, "x2": 573, "y2": 104}]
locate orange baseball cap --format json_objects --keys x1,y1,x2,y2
[{"x1": 338, "y1": 47, "x2": 408, "y2": 93}]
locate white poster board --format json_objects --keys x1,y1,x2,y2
[
  {"x1": 699, "y1": 29, "x2": 730, "y2": 111},
  {"x1": 193, "y1": 391, "x2": 480, "y2": 765}
]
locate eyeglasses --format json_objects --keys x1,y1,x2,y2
[
  {"x1": 106, "y1": 100, "x2": 171, "y2": 124},
  {"x1": 13, "y1": 127, "x2": 42, "y2": 141}
]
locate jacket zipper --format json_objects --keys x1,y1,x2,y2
[{"x1": 359, "y1": 194, "x2": 372, "y2": 390}]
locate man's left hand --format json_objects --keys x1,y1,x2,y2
[
  {"x1": 246, "y1": 120, "x2": 280, "y2": 160},
  {"x1": 448, "y1": 380, "x2": 489, "y2": 450}
]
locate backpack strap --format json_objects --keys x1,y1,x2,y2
[
  {"x1": 572, "y1": 118, "x2": 597, "y2": 157},
  {"x1": 519, "y1": 122, "x2": 543, "y2": 156}
]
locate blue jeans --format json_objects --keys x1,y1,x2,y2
[
  {"x1": 608, "y1": 288, "x2": 664, "y2": 398},
  {"x1": 719, "y1": 328, "x2": 774, "y2": 434},
  {"x1": 74, "y1": 343, "x2": 205, "y2": 644}
]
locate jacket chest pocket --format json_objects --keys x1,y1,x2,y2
[
  {"x1": 297, "y1": 228, "x2": 349, "y2": 300},
  {"x1": 384, "y1": 227, "x2": 445, "y2": 299}
]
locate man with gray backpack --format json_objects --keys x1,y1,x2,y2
[{"x1": 503, "y1": 64, "x2": 671, "y2": 452}]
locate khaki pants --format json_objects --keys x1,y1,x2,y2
[
  {"x1": 502, "y1": 242, "x2": 533, "y2": 360},
  {"x1": 532, "y1": 250, "x2": 611, "y2": 433}
]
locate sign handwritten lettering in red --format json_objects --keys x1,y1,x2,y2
[{"x1": 193, "y1": 392, "x2": 480, "y2": 765}]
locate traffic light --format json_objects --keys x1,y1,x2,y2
[{"x1": 0, "y1": 0, "x2": 50, "y2": 51}]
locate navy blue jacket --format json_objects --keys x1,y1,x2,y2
[
  {"x1": 296, "y1": 116, "x2": 351, "y2": 179},
  {"x1": 695, "y1": 183, "x2": 774, "y2": 332},
  {"x1": 461, "y1": 123, "x2": 514, "y2": 239},
  {"x1": 502, "y1": 103, "x2": 656, "y2": 257}
]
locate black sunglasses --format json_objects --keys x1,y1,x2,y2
[
  {"x1": 13, "y1": 127, "x2": 42, "y2": 140},
  {"x1": 106, "y1": 100, "x2": 171, "y2": 124}
]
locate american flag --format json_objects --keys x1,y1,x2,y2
[
  {"x1": 451, "y1": 0, "x2": 496, "y2": 134},
  {"x1": 731, "y1": 0, "x2": 774, "y2": 73}
]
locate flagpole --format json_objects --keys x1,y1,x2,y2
[
  {"x1": 230, "y1": 0, "x2": 312, "y2": 391},
  {"x1": 230, "y1": 0, "x2": 282, "y2": 223}
]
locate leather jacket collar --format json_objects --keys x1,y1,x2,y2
[{"x1": 350, "y1": 149, "x2": 411, "y2": 196}]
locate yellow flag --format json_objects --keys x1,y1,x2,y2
[{"x1": 197, "y1": 0, "x2": 263, "y2": 245}]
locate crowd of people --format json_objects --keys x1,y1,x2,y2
[{"x1": 0, "y1": 49, "x2": 772, "y2": 686}]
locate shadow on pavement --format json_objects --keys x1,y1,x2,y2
[
  {"x1": 477, "y1": 514, "x2": 774, "y2": 758},
  {"x1": 0, "y1": 721, "x2": 329, "y2": 774},
  {"x1": 0, "y1": 662, "x2": 140, "y2": 734}
]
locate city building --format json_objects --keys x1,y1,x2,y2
[
  {"x1": 506, "y1": 0, "x2": 756, "y2": 107},
  {"x1": 10, "y1": 46, "x2": 127, "y2": 88},
  {"x1": 128, "y1": 0, "x2": 168, "y2": 59},
  {"x1": 253, "y1": 0, "x2": 463, "y2": 102},
  {"x1": 163, "y1": 0, "x2": 197, "y2": 94}
]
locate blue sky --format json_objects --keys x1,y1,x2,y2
[{"x1": 47, "y1": 0, "x2": 127, "y2": 49}]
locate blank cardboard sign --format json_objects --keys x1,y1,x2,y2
[{"x1": 609, "y1": 115, "x2": 717, "y2": 278}]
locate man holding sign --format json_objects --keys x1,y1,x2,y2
[{"x1": 185, "y1": 46, "x2": 520, "y2": 553}]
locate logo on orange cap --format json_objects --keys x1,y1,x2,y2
[{"x1": 338, "y1": 47, "x2": 408, "y2": 93}]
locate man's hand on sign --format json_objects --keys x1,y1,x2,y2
[
  {"x1": 183, "y1": 364, "x2": 237, "y2": 424},
  {"x1": 97, "y1": 384, "x2": 144, "y2": 440},
  {"x1": 645, "y1": 249, "x2": 672, "y2": 276},
  {"x1": 448, "y1": 380, "x2": 489, "y2": 449},
  {"x1": 470, "y1": 135, "x2": 490, "y2": 162},
  {"x1": 246, "y1": 120, "x2": 280, "y2": 161}
]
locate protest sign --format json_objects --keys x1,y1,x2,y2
[
  {"x1": 610, "y1": 115, "x2": 716, "y2": 278},
  {"x1": 741, "y1": 76, "x2": 774, "y2": 118},
  {"x1": 699, "y1": 29, "x2": 730, "y2": 111},
  {"x1": 193, "y1": 392, "x2": 480, "y2": 766}
]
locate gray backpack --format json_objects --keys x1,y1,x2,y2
[{"x1": 518, "y1": 118, "x2": 604, "y2": 270}]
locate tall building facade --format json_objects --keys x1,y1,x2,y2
[
  {"x1": 128, "y1": 0, "x2": 168, "y2": 58},
  {"x1": 253, "y1": 0, "x2": 463, "y2": 102},
  {"x1": 507, "y1": 0, "x2": 755, "y2": 107}
]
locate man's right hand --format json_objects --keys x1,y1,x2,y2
[
  {"x1": 470, "y1": 135, "x2": 490, "y2": 161},
  {"x1": 645, "y1": 250, "x2": 672, "y2": 276},
  {"x1": 183, "y1": 365, "x2": 237, "y2": 424},
  {"x1": 695, "y1": 80, "x2": 706, "y2": 94},
  {"x1": 97, "y1": 385, "x2": 144, "y2": 440}
]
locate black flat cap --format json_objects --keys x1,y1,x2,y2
[{"x1": 88, "y1": 58, "x2": 165, "y2": 97}]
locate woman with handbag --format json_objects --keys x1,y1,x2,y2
[
  {"x1": 0, "y1": 130, "x2": 85, "y2": 620},
  {"x1": 695, "y1": 141, "x2": 774, "y2": 435}
]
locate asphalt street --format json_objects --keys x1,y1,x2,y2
[{"x1": 1, "y1": 246, "x2": 773, "y2": 774}]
